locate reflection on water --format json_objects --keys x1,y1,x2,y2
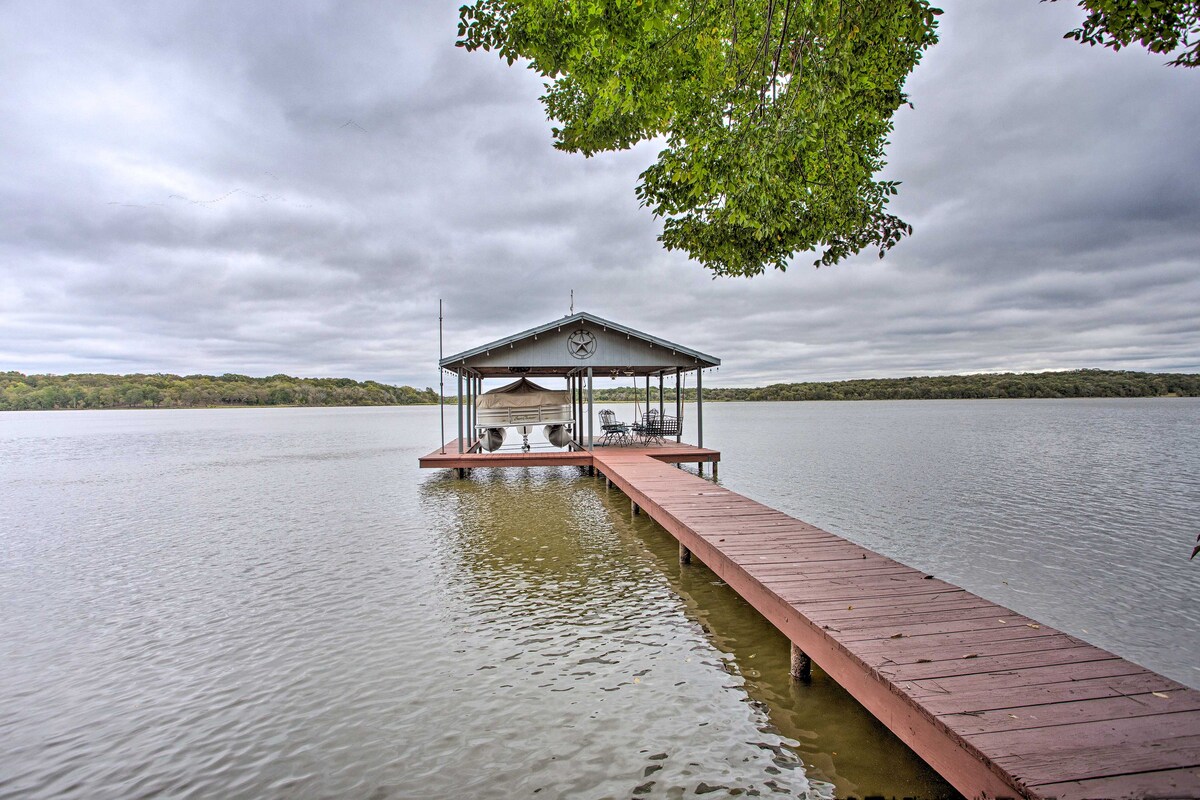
[{"x1": 421, "y1": 469, "x2": 834, "y2": 798}]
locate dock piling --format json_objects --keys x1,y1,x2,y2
[
  {"x1": 631, "y1": 500, "x2": 640, "y2": 515},
  {"x1": 789, "y1": 642, "x2": 811, "y2": 682},
  {"x1": 679, "y1": 543, "x2": 691, "y2": 564}
]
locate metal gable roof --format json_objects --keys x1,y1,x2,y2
[{"x1": 439, "y1": 312, "x2": 720, "y2": 370}]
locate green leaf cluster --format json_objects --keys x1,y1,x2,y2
[
  {"x1": 458, "y1": 0, "x2": 941, "y2": 276},
  {"x1": 1061, "y1": 0, "x2": 1199, "y2": 67}
]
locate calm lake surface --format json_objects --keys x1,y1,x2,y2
[{"x1": 2, "y1": 399, "x2": 1197, "y2": 799}]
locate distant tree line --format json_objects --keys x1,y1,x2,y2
[
  {"x1": 592, "y1": 370, "x2": 1200, "y2": 403},
  {"x1": 3, "y1": 369, "x2": 1197, "y2": 411},
  {"x1": 0, "y1": 372, "x2": 439, "y2": 411}
]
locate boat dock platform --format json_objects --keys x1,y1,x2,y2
[{"x1": 421, "y1": 441, "x2": 1200, "y2": 799}]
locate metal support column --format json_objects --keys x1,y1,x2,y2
[
  {"x1": 586, "y1": 368, "x2": 594, "y2": 451},
  {"x1": 674, "y1": 368, "x2": 682, "y2": 442},
  {"x1": 575, "y1": 374, "x2": 583, "y2": 448},
  {"x1": 658, "y1": 373, "x2": 664, "y2": 417},
  {"x1": 465, "y1": 374, "x2": 472, "y2": 446},
  {"x1": 645, "y1": 375, "x2": 650, "y2": 412},
  {"x1": 570, "y1": 374, "x2": 577, "y2": 448},
  {"x1": 438, "y1": 301, "x2": 444, "y2": 453},
  {"x1": 456, "y1": 369, "x2": 464, "y2": 454},
  {"x1": 696, "y1": 367, "x2": 704, "y2": 448}
]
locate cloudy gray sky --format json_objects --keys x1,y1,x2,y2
[{"x1": 1, "y1": 1, "x2": 1197, "y2": 388}]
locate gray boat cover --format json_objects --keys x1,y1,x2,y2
[{"x1": 475, "y1": 377, "x2": 569, "y2": 409}]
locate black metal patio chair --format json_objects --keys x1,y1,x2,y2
[{"x1": 598, "y1": 409, "x2": 631, "y2": 445}]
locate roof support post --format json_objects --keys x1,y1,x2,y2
[
  {"x1": 696, "y1": 367, "x2": 704, "y2": 449},
  {"x1": 658, "y1": 373, "x2": 664, "y2": 417},
  {"x1": 645, "y1": 375, "x2": 650, "y2": 416},
  {"x1": 457, "y1": 368, "x2": 464, "y2": 454},
  {"x1": 586, "y1": 368, "x2": 594, "y2": 451},
  {"x1": 469, "y1": 375, "x2": 476, "y2": 446},
  {"x1": 573, "y1": 373, "x2": 581, "y2": 449},
  {"x1": 675, "y1": 368, "x2": 682, "y2": 442}
]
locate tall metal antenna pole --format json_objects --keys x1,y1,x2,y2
[
  {"x1": 439, "y1": 299, "x2": 445, "y2": 454},
  {"x1": 570, "y1": 289, "x2": 574, "y2": 315}
]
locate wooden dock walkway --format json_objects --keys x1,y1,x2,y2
[
  {"x1": 590, "y1": 449, "x2": 1200, "y2": 800},
  {"x1": 422, "y1": 443, "x2": 1200, "y2": 798},
  {"x1": 418, "y1": 439, "x2": 720, "y2": 470}
]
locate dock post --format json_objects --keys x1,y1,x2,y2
[
  {"x1": 789, "y1": 642, "x2": 812, "y2": 682},
  {"x1": 456, "y1": 369, "x2": 464, "y2": 454},
  {"x1": 472, "y1": 376, "x2": 479, "y2": 440},
  {"x1": 586, "y1": 368, "x2": 594, "y2": 452},
  {"x1": 631, "y1": 500, "x2": 640, "y2": 515},
  {"x1": 679, "y1": 542, "x2": 691, "y2": 564},
  {"x1": 695, "y1": 368, "x2": 704, "y2": 476},
  {"x1": 674, "y1": 368, "x2": 682, "y2": 442},
  {"x1": 712, "y1": 461, "x2": 718, "y2": 481}
]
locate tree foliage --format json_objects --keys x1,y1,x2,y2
[
  {"x1": 0, "y1": 372, "x2": 439, "y2": 411},
  {"x1": 592, "y1": 369, "x2": 1200, "y2": 402},
  {"x1": 1060, "y1": 0, "x2": 1200, "y2": 67},
  {"x1": 458, "y1": 0, "x2": 941, "y2": 276}
]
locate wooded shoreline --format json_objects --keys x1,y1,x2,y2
[{"x1": 3, "y1": 368, "x2": 1197, "y2": 411}]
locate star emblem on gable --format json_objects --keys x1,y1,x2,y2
[{"x1": 568, "y1": 329, "x2": 597, "y2": 359}]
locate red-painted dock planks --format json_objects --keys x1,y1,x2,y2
[
  {"x1": 589, "y1": 449, "x2": 1200, "y2": 800},
  {"x1": 417, "y1": 440, "x2": 720, "y2": 470}
]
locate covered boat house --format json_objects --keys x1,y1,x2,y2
[{"x1": 420, "y1": 312, "x2": 720, "y2": 470}]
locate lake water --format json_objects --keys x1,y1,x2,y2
[{"x1": 2, "y1": 399, "x2": 1197, "y2": 799}]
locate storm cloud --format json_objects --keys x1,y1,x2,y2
[{"x1": 1, "y1": 1, "x2": 1197, "y2": 387}]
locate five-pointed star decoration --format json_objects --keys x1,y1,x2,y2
[{"x1": 568, "y1": 330, "x2": 596, "y2": 359}]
